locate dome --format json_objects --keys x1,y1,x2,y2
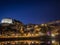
[{"x1": 1, "y1": 18, "x2": 13, "y2": 24}]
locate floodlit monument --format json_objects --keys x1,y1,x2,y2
[{"x1": 1, "y1": 18, "x2": 13, "y2": 24}]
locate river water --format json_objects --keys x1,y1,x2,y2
[{"x1": 0, "y1": 40, "x2": 59, "y2": 45}]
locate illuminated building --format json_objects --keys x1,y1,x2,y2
[
  {"x1": 0, "y1": 18, "x2": 24, "y2": 38},
  {"x1": 0, "y1": 18, "x2": 60, "y2": 37},
  {"x1": 0, "y1": 18, "x2": 60, "y2": 45},
  {"x1": 1, "y1": 18, "x2": 13, "y2": 24}
]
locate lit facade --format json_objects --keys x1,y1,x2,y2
[
  {"x1": 0, "y1": 18, "x2": 60, "y2": 38},
  {"x1": 0, "y1": 18, "x2": 60, "y2": 45}
]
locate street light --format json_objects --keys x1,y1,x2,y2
[
  {"x1": 52, "y1": 40, "x2": 55, "y2": 43},
  {"x1": 51, "y1": 34, "x2": 55, "y2": 37}
]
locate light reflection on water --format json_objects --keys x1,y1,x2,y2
[
  {"x1": 0, "y1": 40, "x2": 50, "y2": 45},
  {"x1": 0, "y1": 40, "x2": 59, "y2": 45}
]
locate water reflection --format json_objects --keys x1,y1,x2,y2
[
  {"x1": 0, "y1": 40, "x2": 49, "y2": 45},
  {"x1": 0, "y1": 40, "x2": 59, "y2": 45}
]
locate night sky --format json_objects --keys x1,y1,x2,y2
[{"x1": 0, "y1": 0, "x2": 60, "y2": 24}]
